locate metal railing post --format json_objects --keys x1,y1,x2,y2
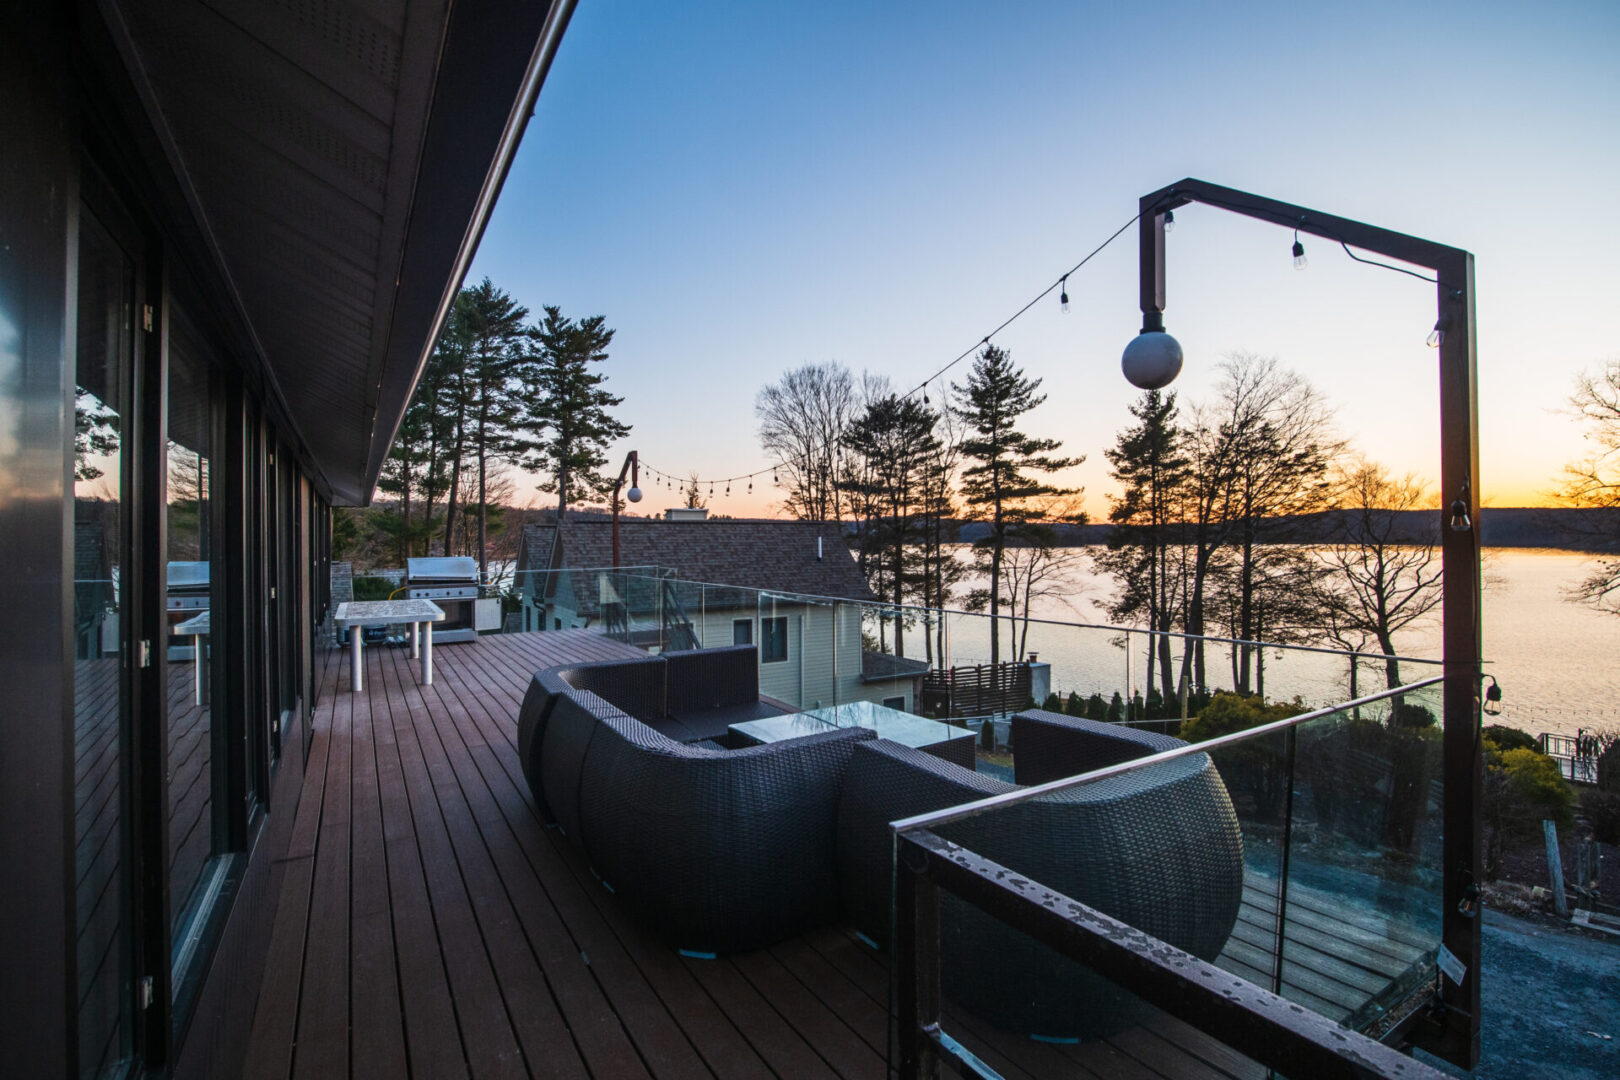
[{"x1": 894, "y1": 835, "x2": 941, "y2": 1080}]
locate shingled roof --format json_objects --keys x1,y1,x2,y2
[{"x1": 517, "y1": 519, "x2": 876, "y2": 602}]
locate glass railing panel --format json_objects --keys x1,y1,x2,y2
[
  {"x1": 926, "y1": 920, "x2": 1274, "y2": 1080},
  {"x1": 1284, "y1": 681, "x2": 1444, "y2": 1030},
  {"x1": 891, "y1": 746, "x2": 1279, "y2": 1069},
  {"x1": 884, "y1": 679, "x2": 1442, "y2": 1065}
]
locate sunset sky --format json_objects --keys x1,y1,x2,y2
[{"x1": 469, "y1": 0, "x2": 1620, "y2": 519}]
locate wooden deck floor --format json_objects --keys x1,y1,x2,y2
[{"x1": 240, "y1": 629, "x2": 1408, "y2": 1080}]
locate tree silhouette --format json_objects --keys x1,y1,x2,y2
[{"x1": 951, "y1": 345, "x2": 1079, "y2": 669}]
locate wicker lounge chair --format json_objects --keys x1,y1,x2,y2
[
  {"x1": 836, "y1": 726, "x2": 1243, "y2": 1040},
  {"x1": 543, "y1": 688, "x2": 875, "y2": 953}
]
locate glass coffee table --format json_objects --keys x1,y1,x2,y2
[{"x1": 729, "y1": 700, "x2": 977, "y2": 769}]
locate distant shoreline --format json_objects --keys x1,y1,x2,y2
[{"x1": 953, "y1": 507, "x2": 1620, "y2": 554}]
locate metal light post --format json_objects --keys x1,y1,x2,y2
[
  {"x1": 610, "y1": 449, "x2": 642, "y2": 569},
  {"x1": 1126, "y1": 179, "x2": 1482, "y2": 1069}
]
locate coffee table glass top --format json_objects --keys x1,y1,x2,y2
[{"x1": 730, "y1": 699, "x2": 970, "y2": 751}]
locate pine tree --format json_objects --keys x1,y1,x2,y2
[
  {"x1": 443, "y1": 279, "x2": 529, "y2": 567},
  {"x1": 950, "y1": 345, "x2": 1079, "y2": 671},
  {"x1": 840, "y1": 393, "x2": 940, "y2": 656},
  {"x1": 526, "y1": 307, "x2": 630, "y2": 521},
  {"x1": 1096, "y1": 389, "x2": 1189, "y2": 706}
]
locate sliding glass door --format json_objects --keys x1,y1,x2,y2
[{"x1": 72, "y1": 200, "x2": 136, "y2": 1079}]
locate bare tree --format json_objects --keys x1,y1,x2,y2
[
  {"x1": 998, "y1": 496, "x2": 1088, "y2": 662},
  {"x1": 1552, "y1": 358, "x2": 1620, "y2": 614},
  {"x1": 756, "y1": 362, "x2": 857, "y2": 521},
  {"x1": 1197, "y1": 354, "x2": 1341, "y2": 695},
  {"x1": 918, "y1": 403, "x2": 968, "y2": 665},
  {"x1": 1318, "y1": 458, "x2": 1443, "y2": 689}
]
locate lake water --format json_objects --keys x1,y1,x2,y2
[{"x1": 937, "y1": 547, "x2": 1620, "y2": 740}]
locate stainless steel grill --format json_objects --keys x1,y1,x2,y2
[
  {"x1": 405, "y1": 557, "x2": 479, "y2": 644},
  {"x1": 166, "y1": 560, "x2": 210, "y2": 612}
]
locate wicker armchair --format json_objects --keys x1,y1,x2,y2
[
  {"x1": 1010, "y1": 709, "x2": 1183, "y2": 784},
  {"x1": 836, "y1": 736, "x2": 1243, "y2": 1040},
  {"x1": 546, "y1": 689, "x2": 875, "y2": 954}
]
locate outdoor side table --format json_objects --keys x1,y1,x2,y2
[
  {"x1": 174, "y1": 609, "x2": 210, "y2": 706},
  {"x1": 334, "y1": 599, "x2": 445, "y2": 693}
]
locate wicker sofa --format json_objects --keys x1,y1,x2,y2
[
  {"x1": 836, "y1": 711, "x2": 1243, "y2": 1040},
  {"x1": 536, "y1": 686, "x2": 875, "y2": 953},
  {"x1": 516, "y1": 644, "x2": 784, "y2": 816}
]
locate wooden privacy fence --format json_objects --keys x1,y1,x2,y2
[{"x1": 920, "y1": 661, "x2": 1032, "y2": 718}]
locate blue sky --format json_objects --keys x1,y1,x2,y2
[{"x1": 470, "y1": 0, "x2": 1620, "y2": 516}]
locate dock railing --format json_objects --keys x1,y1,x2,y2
[{"x1": 889, "y1": 678, "x2": 1451, "y2": 1079}]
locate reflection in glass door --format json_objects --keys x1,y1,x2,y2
[
  {"x1": 164, "y1": 303, "x2": 225, "y2": 986},
  {"x1": 72, "y1": 205, "x2": 134, "y2": 1077}
]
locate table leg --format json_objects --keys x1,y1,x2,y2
[
  {"x1": 351, "y1": 625, "x2": 364, "y2": 693},
  {"x1": 192, "y1": 635, "x2": 204, "y2": 706},
  {"x1": 410, "y1": 620, "x2": 419, "y2": 659},
  {"x1": 421, "y1": 622, "x2": 433, "y2": 685}
]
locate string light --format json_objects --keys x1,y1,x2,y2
[
  {"x1": 1427, "y1": 313, "x2": 1451, "y2": 349},
  {"x1": 1162, "y1": 209, "x2": 1175, "y2": 233},
  {"x1": 1059, "y1": 275, "x2": 1070, "y2": 314},
  {"x1": 897, "y1": 211, "x2": 1141, "y2": 402},
  {"x1": 1292, "y1": 230, "x2": 1308, "y2": 271}
]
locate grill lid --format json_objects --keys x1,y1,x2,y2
[
  {"x1": 167, "y1": 561, "x2": 210, "y2": 590},
  {"x1": 406, "y1": 556, "x2": 478, "y2": 583}
]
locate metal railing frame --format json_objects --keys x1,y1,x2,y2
[{"x1": 890, "y1": 677, "x2": 1450, "y2": 1080}]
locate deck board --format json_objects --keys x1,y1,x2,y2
[{"x1": 242, "y1": 629, "x2": 1409, "y2": 1079}]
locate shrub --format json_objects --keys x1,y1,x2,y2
[
  {"x1": 1498, "y1": 748, "x2": 1575, "y2": 830},
  {"x1": 1598, "y1": 737, "x2": 1620, "y2": 794},
  {"x1": 1042, "y1": 692, "x2": 1063, "y2": 712},
  {"x1": 1583, "y1": 790, "x2": 1620, "y2": 846},
  {"x1": 1482, "y1": 725, "x2": 1538, "y2": 754},
  {"x1": 1485, "y1": 743, "x2": 1576, "y2": 875},
  {"x1": 351, "y1": 575, "x2": 395, "y2": 601},
  {"x1": 1180, "y1": 692, "x2": 1299, "y2": 743},
  {"x1": 1064, "y1": 691, "x2": 1084, "y2": 716},
  {"x1": 1084, "y1": 693, "x2": 1107, "y2": 720},
  {"x1": 1389, "y1": 703, "x2": 1437, "y2": 729},
  {"x1": 1105, "y1": 691, "x2": 1124, "y2": 724},
  {"x1": 1182, "y1": 693, "x2": 1304, "y2": 823}
]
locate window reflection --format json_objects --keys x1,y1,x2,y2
[
  {"x1": 165, "y1": 302, "x2": 220, "y2": 969},
  {"x1": 73, "y1": 205, "x2": 133, "y2": 1077}
]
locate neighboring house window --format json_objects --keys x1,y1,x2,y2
[
  {"x1": 733, "y1": 618, "x2": 752, "y2": 646},
  {"x1": 761, "y1": 616, "x2": 788, "y2": 662},
  {"x1": 883, "y1": 696, "x2": 906, "y2": 711},
  {"x1": 554, "y1": 618, "x2": 562, "y2": 630}
]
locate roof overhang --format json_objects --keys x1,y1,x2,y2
[{"x1": 104, "y1": 0, "x2": 575, "y2": 503}]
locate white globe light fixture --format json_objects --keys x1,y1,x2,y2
[
  {"x1": 1121, "y1": 330, "x2": 1183, "y2": 390},
  {"x1": 627, "y1": 485, "x2": 642, "y2": 503}
]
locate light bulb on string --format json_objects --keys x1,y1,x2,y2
[
  {"x1": 1292, "y1": 230, "x2": 1308, "y2": 271},
  {"x1": 1162, "y1": 209, "x2": 1175, "y2": 234},
  {"x1": 1427, "y1": 313, "x2": 1451, "y2": 349},
  {"x1": 1059, "y1": 275, "x2": 1070, "y2": 314}
]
